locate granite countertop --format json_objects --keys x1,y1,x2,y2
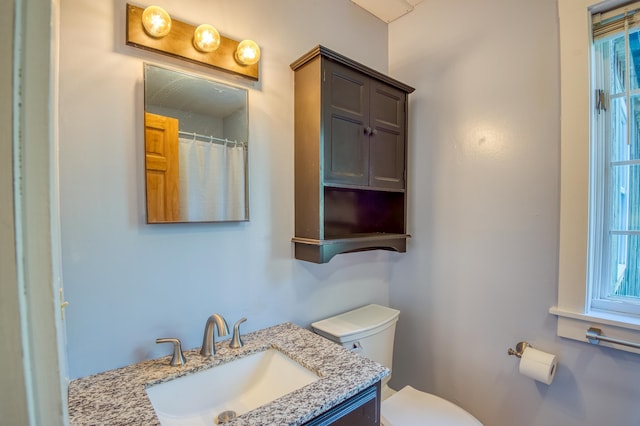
[{"x1": 68, "y1": 322, "x2": 389, "y2": 425}]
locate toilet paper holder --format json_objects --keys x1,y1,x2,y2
[
  {"x1": 507, "y1": 341, "x2": 531, "y2": 358},
  {"x1": 507, "y1": 340, "x2": 558, "y2": 385}
]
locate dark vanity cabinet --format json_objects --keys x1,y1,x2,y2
[
  {"x1": 291, "y1": 46, "x2": 415, "y2": 263},
  {"x1": 304, "y1": 382, "x2": 380, "y2": 426}
]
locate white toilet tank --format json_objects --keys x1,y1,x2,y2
[
  {"x1": 311, "y1": 304, "x2": 400, "y2": 386},
  {"x1": 313, "y1": 305, "x2": 484, "y2": 425}
]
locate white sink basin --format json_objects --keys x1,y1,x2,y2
[{"x1": 146, "y1": 349, "x2": 320, "y2": 425}]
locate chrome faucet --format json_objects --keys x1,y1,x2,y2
[{"x1": 200, "y1": 313, "x2": 229, "y2": 357}]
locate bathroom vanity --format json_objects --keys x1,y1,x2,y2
[{"x1": 67, "y1": 323, "x2": 387, "y2": 425}]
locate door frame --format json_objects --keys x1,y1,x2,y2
[{"x1": 1, "y1": 0, "x2": 67, "y2": 424}]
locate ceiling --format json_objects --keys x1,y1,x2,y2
[
  {"x1": 351, "y1": 0, "x2": 424, "y2": 23},
  {"x1": 145, "y1": 65, "x2": 246, "y2": 118}
]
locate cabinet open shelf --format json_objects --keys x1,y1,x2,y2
[{"x1": 324, "y1": 186, "x2": 405, "y2": 237}]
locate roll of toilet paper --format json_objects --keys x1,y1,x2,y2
[{"x1": 518, "y1": 346, "x2": 557, "y2": 385}]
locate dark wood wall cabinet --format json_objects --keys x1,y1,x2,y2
[{"x1": 291, "y1": 45, "x2": 415, "y2": 263}]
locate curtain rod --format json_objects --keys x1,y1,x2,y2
[{"x1": 178, "y1": 130, "x2": 246, "y2": 147}]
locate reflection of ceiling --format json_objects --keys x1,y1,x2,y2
[
  {"x1": 144, "y1": 65, "x2": 246, "y2": 118},
  {"x1": 351, "y1": 0, "x2": 423, "y2": 23}
]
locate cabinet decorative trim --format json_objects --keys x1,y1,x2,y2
[{"x1": 291, "y1": 45, "x2": 415, "y2": 94}]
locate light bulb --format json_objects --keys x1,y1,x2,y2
[
  {"x1": 141, "y1": 6, "x2": 172, "y2": 38},
  {"x1": 235, "y1": 40, "x2": 261, "y2": 65},
  {"x1": 193, "y1": 24, "x2": 220, "y2": 53}
]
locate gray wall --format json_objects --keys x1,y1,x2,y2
[
  {"x1": 388, "y1": 1, "x2": 640, "y2": 425},
  {"x1": 59, "y1": 0, "x2": 394, "y2": 379}
]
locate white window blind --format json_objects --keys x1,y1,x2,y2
[{"x1": 593, "y1": 1, "x2": 640, "y2": 40}]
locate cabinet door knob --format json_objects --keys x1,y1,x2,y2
[{"x1": 364, "y1": 126, "x2": 372, "y2": 135}]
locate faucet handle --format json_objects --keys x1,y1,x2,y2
[
  {"x1": 230, "y1": 317, "x2": 247, "y2": 349},
  {"x1": 156, "y1": 338, "x2": 187, "y2": 366}
]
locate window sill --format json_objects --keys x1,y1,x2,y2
[{"x1": 550, "y1": 307, "x2": 640, "y2": 355}]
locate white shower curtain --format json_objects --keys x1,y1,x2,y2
[{"x1": 178, "y1": 138, "x2": 246, "y2": 221}]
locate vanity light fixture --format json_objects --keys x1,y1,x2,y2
[
  {"x1": 141, "y1": 5, "x2": 172, "y2": 38},
  {"x1": 193, "y1": 24, "x2": 221, "y2": 53},
  {"x1": 235, "y1": 40, "x2": 261, "y2": 66},
  {"x1": 126, "y1": 4, "x2": 260, "y2": 80}
]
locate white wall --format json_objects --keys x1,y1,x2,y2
[
  {"x1": 388, "y1": 1, "x2": 640, "y2": 425},
  {"x1": 59, "y1": 0, "x2": 396, "y2": 379}
]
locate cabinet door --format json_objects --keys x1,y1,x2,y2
[
  {"x1": 323, "y1": 60, "x2": 370, "y2": 186},
  {"x1": 369, "y1": 81, "x2": 406, "y2": 189},
  {"x1": 304, "y1": 384, "x2": 379, "y2": 426}
]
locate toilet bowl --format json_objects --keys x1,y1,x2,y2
[
  {"x1": 311, "y1": 304, "x2": 482, "y2": 426},
  {"x1": 381, "y1": 385, "x2": 482, "y2": 426}
]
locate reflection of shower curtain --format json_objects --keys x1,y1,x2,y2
[{"x1": 178, "y1": 138, "x2": 246, "y2": 221}]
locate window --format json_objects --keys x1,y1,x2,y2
[
  {"x1": 590, "y1": 5, "x2": 640, "y2": 317},
  {"x1": 552, "y1": 0, "x2": 640, "y2": 353}
]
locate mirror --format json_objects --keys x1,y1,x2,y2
[{"x1": 143, "y1": 63, "x2": 249, "y2": 223}]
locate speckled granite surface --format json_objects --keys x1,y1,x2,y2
[{"x1": 68, "y1": 322, "x2": 388, "y2": 425}]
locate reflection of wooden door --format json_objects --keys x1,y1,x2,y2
[{"x1": 144, "y1": 112, "x2": 179, "y2": 222}]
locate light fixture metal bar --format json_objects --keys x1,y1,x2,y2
[{"x1": 126, "y1": 4, "x2": 258, "y2": 81}]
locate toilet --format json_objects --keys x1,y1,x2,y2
[{"x1": 311, "y1": 304, "x2": 482, "y2": 426}]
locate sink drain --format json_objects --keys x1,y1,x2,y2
[{"x1": 216, "y1": 410, "x2": 237, "y2": 424}]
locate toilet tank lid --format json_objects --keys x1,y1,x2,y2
[{"x1": 311, "y1": 304, "x2": 400, "y2": 342}]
